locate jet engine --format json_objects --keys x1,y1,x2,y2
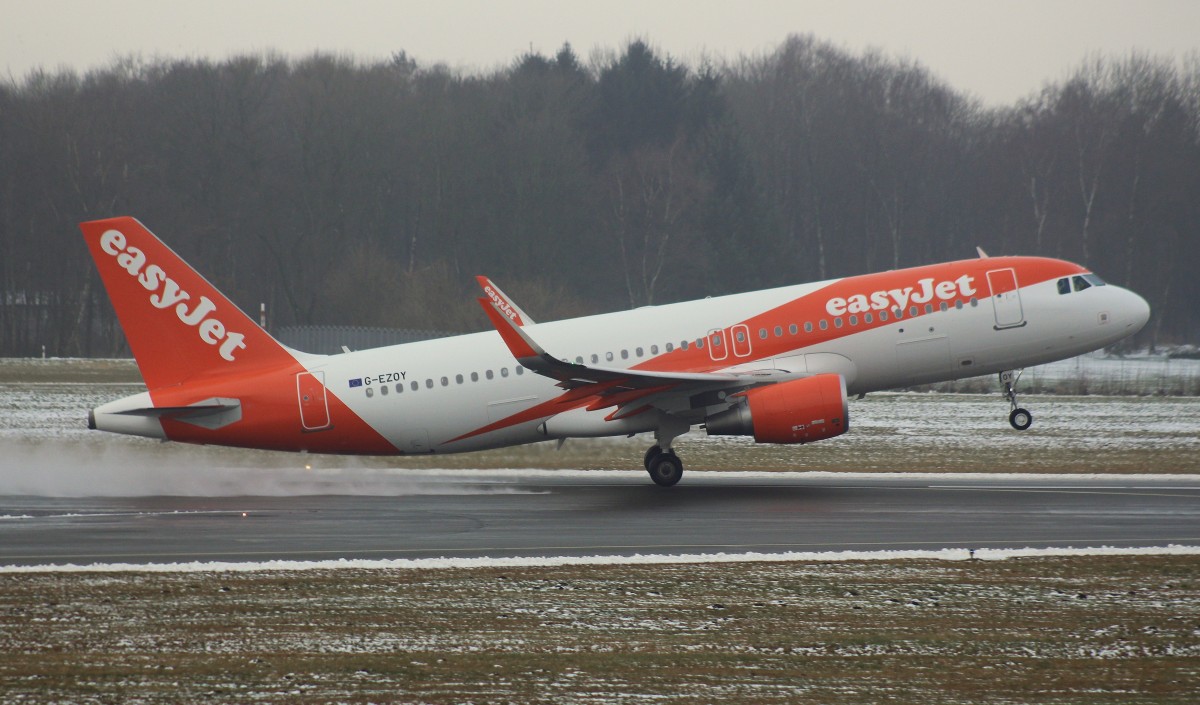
[{"x1": 705, "y1": 374, "x2": 848, "y2": 444}]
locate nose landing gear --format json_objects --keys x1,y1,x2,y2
[{"x1": 1000, "y1": 370, "x2": 1033, "y2": 430}]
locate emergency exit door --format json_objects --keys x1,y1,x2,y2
[{"x1": 297, "y1": 371, "x2": 332, "y2": 431}]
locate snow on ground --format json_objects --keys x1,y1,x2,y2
[
  {"x1": 1026, "y1": 350, "x2": 1200, "y2": 393},
  {"x1": 2, "y1": 376, "x2": 1198, "y2": 495},
  {"x1": 3, "y1": 544, "x2": 1199, "y2": 574}
]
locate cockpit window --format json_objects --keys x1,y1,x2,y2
[
  {"x1": 1057, "y1": 278, "x2": 1070, "y2": 295},
  {"x1": 1072, "y1": 275, "x2": 1091, "y2": 292},
  {"x1": 1083, "y1": 273, "x2": 1107, "y2": 287}
]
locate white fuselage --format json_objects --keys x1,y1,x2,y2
[{"x1": 298, "y1": 267, "x2": 1148, "y2": 454}]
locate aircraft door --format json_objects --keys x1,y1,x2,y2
[
  {"x1": 297, "y1": 371, "x2": 332, "y2": 431},
  {"x1": 986, "y1": 268, "x2": 1025, "y2": 329}
]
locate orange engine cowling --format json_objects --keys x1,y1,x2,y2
[{"x1": 705, "y1": 374, "x2": 849, "y2": 444}]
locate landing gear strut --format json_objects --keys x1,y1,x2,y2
[{"x1": 1000, "y1": 370, "x2": 1033, "y2": 431}]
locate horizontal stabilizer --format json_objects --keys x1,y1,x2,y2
[{"x1": 113, "y1": 397, "x2": 242, "y2": 430}]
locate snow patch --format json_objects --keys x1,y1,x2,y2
[{"x1": 4, "y1": 544, "x2": 1198, "y2": 574}]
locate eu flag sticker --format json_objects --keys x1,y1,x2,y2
[{"x1": 348, "y1": 378, "x2": 363, "y2": 388}]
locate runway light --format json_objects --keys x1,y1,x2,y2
[{"x1": 242, "y1": 512, "x2": 248, "y2": 518}]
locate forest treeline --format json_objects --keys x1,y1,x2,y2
[{"x1": 2, "y1": 36, "x2": 1198, "y2": 357}]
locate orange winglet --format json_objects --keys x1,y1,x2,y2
[
  {"x1": 478, "y1": 298, "x2": 540, "y2": 361},
  {"x1": 476, "y1": 276, "x2": 533, "y2": 326}
]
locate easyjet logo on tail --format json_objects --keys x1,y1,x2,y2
[
  {"x1": 98, "y1": 229, "x2": 247, "y2": 361},
  {"x1": 825, "y1": 275, "x2": 977, "y2": 317}
]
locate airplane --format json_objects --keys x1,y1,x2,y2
[{"x1": 82, "y1": 216, "x2": 1151, "y2": 486}]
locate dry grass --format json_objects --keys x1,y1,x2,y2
[
  {"x1": 1, "y1": 556, "x2": 1197, "y2": 703},
  {"x1": 0, "y1": 358, "x2": 141, "y2": 384}
]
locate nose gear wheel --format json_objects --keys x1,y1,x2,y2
[{"x1": 1000, "y1": 370, "x2": 1032, "y2": 431}]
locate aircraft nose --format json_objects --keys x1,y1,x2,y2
[{"x1": 1123, "y1": 288, "x2": 1151, "y2": 333}]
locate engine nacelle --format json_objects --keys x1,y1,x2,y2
[{"x1": 705, "y1": 374, "x2": 849, "y2": 444}]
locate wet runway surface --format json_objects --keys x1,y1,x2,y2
[{"x1": 3, "y1": 473, "x2": 1198, "y2": 566}]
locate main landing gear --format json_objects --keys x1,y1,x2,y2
[
  {"x1": 644, "y1": 446, "x2": 683, "y2": 487},
  {"x1": 1000, "y1": 370, "x2": 1033, "y2": 431},
  {"x1": 644, "y1": 416, "x2": 689, "y2": 487}
]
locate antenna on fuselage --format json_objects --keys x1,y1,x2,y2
[{"x1": 976, "y1": 246, "x2": 990, "y2": 258}]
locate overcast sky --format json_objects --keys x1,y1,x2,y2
[{"x1": 3, "y1": 0, "x2": 1198, "y2": 106}]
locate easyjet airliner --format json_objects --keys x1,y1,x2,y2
[{"x1": 82, "y1": 217, "x2": 1150, "y2": 486}]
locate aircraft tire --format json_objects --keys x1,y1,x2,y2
[
  {"x1": 648, "y1": 452, "x2": 683, "y2": 487},
  {"x1": 1009, "y1": 408, "x2": 1033, "y2": 431},
  {"x1": 643, "y1": 445, "x2": 663, "y2": 470}
]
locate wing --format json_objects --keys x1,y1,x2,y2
[{"x1": 477, "y1": 296, "x2": 786, "y2": 419}]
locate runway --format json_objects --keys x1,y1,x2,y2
[{"x1": 2, "y1": 472, "x2": 1198, "y2": 566}]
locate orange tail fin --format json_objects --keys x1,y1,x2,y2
[{"x1": 81, "y1": 217, "x2": 295, "y2": 389}]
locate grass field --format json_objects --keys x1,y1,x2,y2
[{"x1": 2, "y1": 556, "x2": 1197, "y2": 704}]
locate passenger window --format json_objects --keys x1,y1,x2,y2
[
  {"x1": 848, "y1": 315, "x2": 858, "y2": 326},
  {"x1": 380, "y1": 385, "x2": 388, "y2": 396},
  {"x1": 681, "y1": 340, "x2": 689, "y2": 350},
  {"x1": 650, "y1": 345, "x2": 659, "y2": 355},
  {"x1": 804, "y1": 322, "x2": 813, "y2": 333},
  {"x1": 910, "y1": 306, "x2": 919, "y2": 317},
  {"x1": 366, "y1": 387, "x2": 374, "y2": 398},
  {"x1": 774, "y1": 326, "x2": 783, "y2": 337},
  {"x1": 395, "y1": 383, "x2": 403, "y2": 393},
  {"x1": 864, "y1": 313, "x2": 873, "y2": 324},
  {"x1": 605, "y1": 352, "x2": 614, "y2": 362},
  {"x1": 440, "y1": 376, "x2": 448, "y2": 387},
  {"x1": 1073, "y1": 275, "x2": 1091, "y2": 292},
  {"x1": 665, "y1": 343, "x2": 674, "y2": 352},
  {"x1": 636, "y1": 347, "x2": 644, "y2": 356},
  {"x1": 834, "y1": 318, "x2": 843, "y2": 328},
  {"x1": 486, "y1": 370, "x2": 494, "y2": 380},
  {"x1": 575, "y1": 356, "x2": 584, "y2": 364},
  {"x1": 411, "y1": 381, "x2": 419, "y2": 391},
  {"x1": 471, "y1": 372, "x2": 479, "y2": 382},
  {"x1": 591, "y1": 354, "x2": 599, "y2": 364},
  {"x1": 789, "y1": 324, "x2": 798, "y2": 335},
  {"x1": 819, "y1": 320, "x2": 828, "y2": 331},
  {"x1": 925, "y1": 304, "x2": 933, "y2": 314},
  {"x1": 1057, "y1": 278, "x2": 1071, "y2": 295},
  {"x1": 695, "y1": 339, "x2": 704, "y2": 349},
  {"x1": 758, "y1": 328, "x2": 768, "y2": 340},
  {"x1": 500, "y1": 368, "x2": 509, "y2": 378},
  {"x1": 455, "y1": 374, "x2": 464, "y2": 384},
  {"x1": 880, "y1": 310, "x2": 889, "y2": 322},
  {"x1": 955, "y1": 300, "x2": 963, "y2": 310},
  {"x1": 516, "y1": 367, "x2": 524, "y2": 375},
  {"x1": 425, "y1": 379, "x2": 433, "y2": 389},
  {"x1": 621, "y1": 349, "x2": 629, "y2": 359}
]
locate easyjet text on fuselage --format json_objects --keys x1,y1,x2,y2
[{"x1": 825, "y1": 274, "x2": 977, "y2": 317}]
